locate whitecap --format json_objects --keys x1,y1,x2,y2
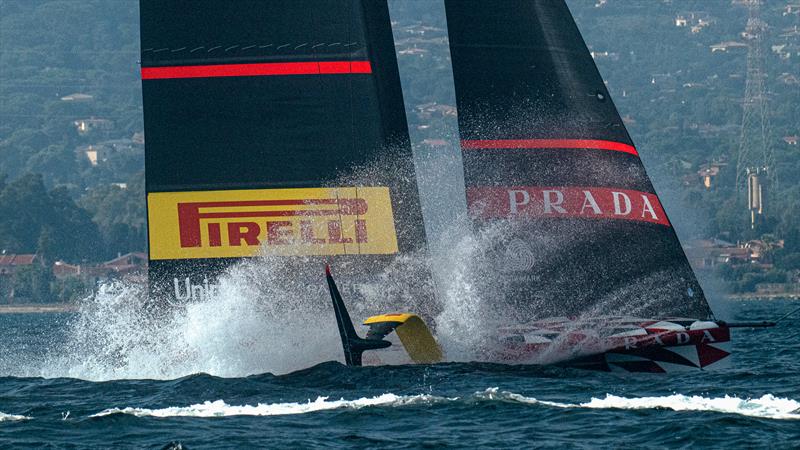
[
  {"x1": 580, "y1": 393, "x2": 800, "y2": 420},
  {"x1": 91, "y1": 393, "x2": 449, "y2": 418},
  {"x1": 0, "y1": 412, "x2": 31, "y2": 422},
  {"x1": 91, "y1": 389, "x2": 800, "y2": 421},
  {"x1": 474, "y1": 388, "x2": 800, "y2": 420}
]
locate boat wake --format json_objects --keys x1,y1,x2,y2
[{"x1": 89, "y1": 388, "x2": 800, "y2": 421}]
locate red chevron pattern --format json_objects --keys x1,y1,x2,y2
[{"x1": 494, "y1": 317, "x2": 731, "y2": 372}]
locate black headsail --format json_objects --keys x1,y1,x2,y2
[
  {"x1": 141, "y1": 1, "x2": 427, "y2": 304},
  {"x1": 443, "y1": 0, "x2": 713, "y2": 321}
]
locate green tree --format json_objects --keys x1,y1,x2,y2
[{"x1": 11, "y1": 264, "x2": 54, "y2": 303}]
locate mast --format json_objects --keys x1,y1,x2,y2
[
  {"x1": 140, "y1": 1, "x2": 427, "y2": 304},
  {"x1": 443, "y1": 0, "x2": 713, "y2": 320}
]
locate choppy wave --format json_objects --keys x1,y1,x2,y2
[
  {"x1": 90, "y1": 388, "x2": 800, "y2": 421},
  {"x1": 92, "y1": 393, "x2": 446, "y2": 418},
  {"x1": 0, "y1": 412, "x2": 31, "y2": 422},
  {"x1": 477, "y1": 388, "x2": 800, "y2": 420},
  {"x1": 580, "y1": 393, "x2": 800, "y2": 420}
]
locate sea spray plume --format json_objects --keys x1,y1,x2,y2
[
  {"x1": 431, "y1": 218, "x2": 494, "y2": 361},
  {"x1": 427, "y1": 208, "x2": 722, "y2": 365},
  {"x1": 43, "y1": 261, "x2": 344, "y2": 380},
  {"x1": 327, "y1": 147, "x2": 439, "y2": 319},
  {"x1": 43, "y1": 147, "x2": 442, "y2": 379}
]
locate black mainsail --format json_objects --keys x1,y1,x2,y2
[
  {"x1": 140, "y1": 1, "x2": 426, "y2": 304},
  {"x1": 443, "y1": 0, "x2": 713, "y2": 321}
]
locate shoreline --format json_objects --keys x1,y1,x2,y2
[
  {"x1": 726, "y1": 293, "x2": 800, "y2": 301},
  {"x1": 0, "y1": 303, "x2": 78, "y2": 314},
  {"x1": 0, "y1": 295, "x2": 797, "y2": 314}
]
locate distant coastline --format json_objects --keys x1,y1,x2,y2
[
  {"x1": 0, "y1": 303, "x2": 78, "y2": 314},
  {"x1": 726, "y1": 293, "x2": 800, "y2": 301},
  {"x1": 0, "y1": 295, "x2": 797, "y2": 316}
]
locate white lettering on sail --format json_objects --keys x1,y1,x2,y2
[
  {"x1": 542, "y1": 190, "x2": 566, "y2": 214},
  {"x1": 467, "y1": 186, "x2": 671, "y2": 226},
  {"x1": 624, "y1": 337, "x2": 637, "y2": 350},
  {"x1": 641, "y1": 195, "x2": 658, "y2": 220},
  {"x1": 580, "y1": 190, "x2": 602, "y2": 215},
  {"x1": 173, "y1": 277, "x2": 219, "y2": 302},
  {"x1": 174, "y1": 277, "x2": 191, "y2": 301},
  {"x1": 612, "y1": 191, "x2": 632, "y2": 215},
  {"x1": 702, "y1": 330, "x2": 716, "y2": 343},
  {"x1": 676, "y1": 332, "x2": 690, "y2": 345},
  {"x1": 508, "y1": 190, "x2": 530, "y2": 214}
]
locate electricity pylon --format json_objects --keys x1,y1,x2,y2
[{"x1": 735, "y1": 0, "x2": 775, "y2": 229}]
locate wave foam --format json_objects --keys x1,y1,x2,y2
[
  {"x1": 91, "y1": 393, "x2": 447, "y2": 418},
  {"x1": 0, "y1": 412, "x2": 31, "y2": 422},
  {"x1": 476, "y1": 388, "x2": 800, "y2": 420},
  {"x1": 581, "y1": 393, "x2": 800, "y2": 420},
  {"x1": 91, "y1": 388, "x2": 800, "y2": 421}
]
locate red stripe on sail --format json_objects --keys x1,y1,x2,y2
[
  {"x1": 467, "y1": 186, "x2": 670, "y2": 226},
  {"x1": 141, "y1": 61, "x2": 373, "y2": 80},
  {"x1": 460, "y1": 139, "x2": 638, "y2": 156}
]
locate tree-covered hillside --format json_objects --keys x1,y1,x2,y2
[
  {"x1": 0, "y1": 0, "x2": 798, "y2": 293},
  {"x1": 0, "y1": 0, "x2": 143, "y2": 262}
]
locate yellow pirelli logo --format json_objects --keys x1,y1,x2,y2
[{"x1": 147, "y1": 187, "x2": 399, "y2": 260}]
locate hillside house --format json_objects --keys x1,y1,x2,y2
[
  {"x1": 398, "y1": 46, "x2": 429, "y2": 57},
  {"x1": 710, "y1": 41, "x2": 747, "y2": 53},
  {"x1": 683, "y1": 238, "x2": 778, "y2": 269},
  {"x1": 52, "y1": 261, "x2": 81, "y2": 278},
  {"x1": 60, "y1": 93, "x2": 93, "y2": 102},
  {"x1": 103, "y1": 252, "x2": 148, "y2": 275},
  {"x1": 0, "y1": 254, "x2": 38, "y2": 276},
  {"x1": 414, "y1": 102, "x2": 457, "y2": 120},
  {"x1": 698, "y1": 164, "x2": 721, "y2": 189},
  {"x1": 778, "y1": 73, "x2": 799, "y2": 85},
  {"x1": 77, "y1": 144, "x2": 104, "y2": 166},
  {"x1": 73, "y1": 117, "x2": 113, "y2": 135},
  {"x1": 675, "y1": 12, "x2": 712, "y2": 32}
]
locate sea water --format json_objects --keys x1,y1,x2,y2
[{"x1": 0, "y1": 298, "x2": 797, "y2": 448}]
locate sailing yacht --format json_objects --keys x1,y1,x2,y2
[
  {"x1": 326, "y1": 0, "x2": 744, "y2": 372},
  {"x1": 140, "y1": 0, "x2": 768, "y2": 372},
  {"x1": 438, "y1": 0, "x2": 732, "y2": 372}
]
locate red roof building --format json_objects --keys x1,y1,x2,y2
[{"x1": 0, "y1": 254, "x2": 38, "y2": 275}]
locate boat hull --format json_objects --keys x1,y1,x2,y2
[{"x1": 494, "y1": 318, "x2": 732, "y2": 373}]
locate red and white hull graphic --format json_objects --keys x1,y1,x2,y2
[{"x1": 494, "y1": 317, "x2": 731, "y2": 373}]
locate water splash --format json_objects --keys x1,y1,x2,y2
[{"x1": 43, "y1": 260, "x2": 344, "y2": 380}]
